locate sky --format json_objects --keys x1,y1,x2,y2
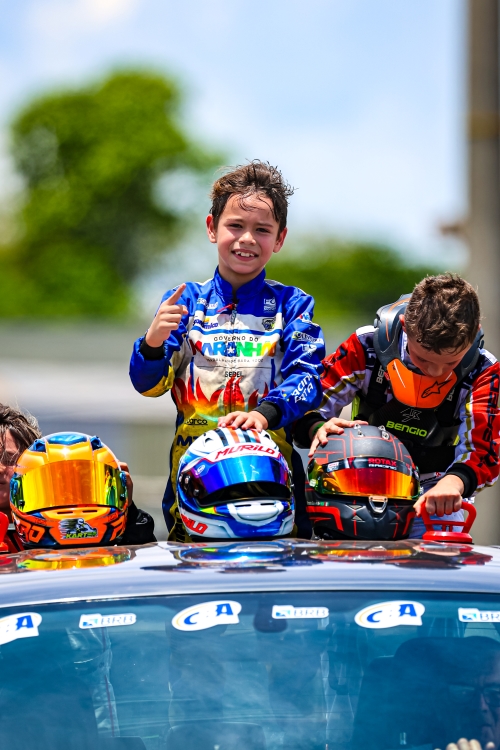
[{"x1": 0, "y1": 0, "x2": 467, "y2": 267}]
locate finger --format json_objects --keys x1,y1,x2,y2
[
  {"x1": 164, "y1": 283, "x2": 186, "y2": 306},
  {"x1": 347, "y1": 420, "x2": 369, "y2": 426},
  {"x1": 308, "y1": 437, "x2": 320, "y2": 457},
  {"x1": 444, "y1": 497, "x2": 455, "y2": 516},
  {"x1": 239, "y1": 418, "x2": 256, "y2": 431},
  {"x1": 454, "y1": 496, "x2": 462, "y2": 512},
  {"x1": 445, "y1": 744, "x2": 458, "y2": 750},
  {"x1": 425, "y1": 497, "x2": 437, "y2": 516},
  {"x1": 231, "y1": 414, "x2": 248, "y2": 429},
  {"x1": 457, "y1": 739, "x2": 473, "y2": 750},
  {"x1": 469, "y1": 740, "x2": 483, "y2": 750},
  {"x1": 159, "y1": 312, "x2": 183, "y2": 324}
]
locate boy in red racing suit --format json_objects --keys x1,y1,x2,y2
[{"x1": 293, "y1": 274, "x2": 500, "y2": 537}]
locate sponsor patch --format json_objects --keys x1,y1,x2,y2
[
  {"x1": 355, "y1": 601, "x2": 425, "y2": 629},
  {"x1": 0, "y1": 612, "x2": 42, "y2": 645},
  {"x1": 264, "y1": 298, "x2": 276, "y2": 312},
  {"x1": 59, "y1": 518, "x2": 98, "y2": 540},
  {"x1": 291, "y1": 331, "x2": 323, "y2": 344},
  {"x1": 262, "y1": 317, "x2": 276, "y2": 331},
  {"x1": 458, "y1": 608, "x2": 500, "y2": 623},
  {"x1": 79, "y1": 613, "x2": 136, "y2": 629},
  {"x1": 172, "y1": 600, "x2": 242, "y2": 631},
  {"x1": 272, "y1": 605, "x2": 329, "y2": 619}
]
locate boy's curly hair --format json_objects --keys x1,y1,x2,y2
[
  {"x1": 0, "y1": 404, "x2": 41, "y2": 466},
  {"x1": 209, "y1": 160, "x2": 294, "y2": 234},
  {"x1": 405, "y1": 273, "x2": 480, "y2": 353}
]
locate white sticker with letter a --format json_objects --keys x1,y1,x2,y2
[
  {"x1": 355, "y1": 601, "x2": 425, "y2": 629},
  {"x1": 0, "y1": 612, "x2": 42, "y2": 645},
  {"x1": 172, "y1": 600, "x2": 242, "y2": 631}
]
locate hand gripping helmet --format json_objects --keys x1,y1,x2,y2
[
  {"x1": 10, "y1": 432, "x2": 128, "y2": 549},
  {"x1": 177, "y1": 427, "x2": 294, "y2": 540},
  {"x1": 307, "y1": 425, "x2": 420, "y2": 541}
]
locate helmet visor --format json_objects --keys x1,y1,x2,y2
[
  {"x1": 11, "y1": 460, "x2": 126, "y2": 514},
  {"x1": 181, "y1": 454, "x2": 290, "y2": 505},
  {"x1": 319, "y1": 466, "x2": 419, "y2": 500}
]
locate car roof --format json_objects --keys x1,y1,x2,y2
[{"x1": 0, "y1": 539, "x2": 499, "y2": 609}]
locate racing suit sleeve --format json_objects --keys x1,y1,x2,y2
[
  {"x1": 255, "y1": 289, "x2": 326, "y2": 428},
  {"x1": 447, "y1": 362, "x2": 500, "y2": 496},
  {"x1": 292, "y1": 331, "x2": 369, "y2": 447},
  {"x1": 129, "y1": 285, "x2": 191, "y2": 398}
]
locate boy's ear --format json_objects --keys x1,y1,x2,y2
[
  {"x1": 273, "y1": 227, "x2": 288, "y2": 254},
  {"x1": 400, "y1": 313, "x2": 406, "y2": 332},
  {"x1": 206, "y1": 214, "x2": 217, "y2": 244}
]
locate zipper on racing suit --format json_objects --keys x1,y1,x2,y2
[{"x1": 229, "y1": 297, "x2": 238, "y2": 411}]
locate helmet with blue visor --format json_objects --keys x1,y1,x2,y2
[{"x1": 177, "y1": 428, "x2": 294, "y2": 540}]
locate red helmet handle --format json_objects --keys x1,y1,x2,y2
[{"x1": 420, "y1": 500, "x2": 476, "y2": 544}]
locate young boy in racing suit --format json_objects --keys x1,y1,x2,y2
[
  {"x1": 129, "y1": 161, "x2": 331, "y2": 540},
  {"x1": 293, "y1": 274, "x2": 500, "y2": 537}
]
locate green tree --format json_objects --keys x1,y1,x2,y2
[
  {"x1": 268, "y1": 236, "x2": 440, "y2": 329},
  {"x1": 0, "y1": 70, "x2": 220, "y2": 317}
]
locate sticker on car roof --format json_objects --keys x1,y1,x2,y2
[
  {"x1": 79, "y1": 613, "x2": 136, "y2": 629},
  {"x1": 355, "y1": 601, "x2": 425, "y2": 629},
  {"x1": 0, "y1": 612, "x2": 42, "y2": 645},
  {"x1": 272, "y1": 605, "x2": 329, "y2": 620},
  {"x1": 458, "y1": 608, "x2": 500, "y2": 623},
  {"x1": 172, "y1": 600, "x2": 241, "y2": 631}
]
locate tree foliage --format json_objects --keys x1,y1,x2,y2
[
  {"x1": 267, "y1": 237, "x2": 440, "y2": 329},
  {"x1": 0, "y1": 70, "x2": 220, "y2": 317}
]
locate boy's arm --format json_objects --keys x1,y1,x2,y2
[
  {"x1": 129, "y1": 285, "x2": 191, "y2": 398},
  {"x1": 292, "y1": 331, "x2": 370, "y2": 448},
  {"x1": 446, "y1": 360, "x2": 500, "y2": 496},
  {"x1": 253, "y1": 289, "x2": 326, "y2": 428}
]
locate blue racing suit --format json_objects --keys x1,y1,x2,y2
[{"x1": 130, "y1": 267, "x2": 325, "y2": 540}]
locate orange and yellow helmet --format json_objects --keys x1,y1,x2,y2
[{"x1": 10, "y1": 432, "x2": 128, "y2": 549}]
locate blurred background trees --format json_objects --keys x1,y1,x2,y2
[
  {"x1": 0, "y1": 69, "x2": 219, "y2": 317},
  {"x1": 0, "y1": 66, "x2": 441, "y2": 323},
  {"x1": 268, "y1": 237, "x2": 438, "y2": 331}
]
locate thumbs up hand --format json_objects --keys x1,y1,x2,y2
[{"x1": 145, "y1": 284, "x2": 188, "y2": 348}]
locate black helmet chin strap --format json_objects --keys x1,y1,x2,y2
[{"x1": 373, "y1": 294, "x2": 483, "y2": 384}]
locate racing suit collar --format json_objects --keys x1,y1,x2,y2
[{"x1": 214, "y1": 267, "x2": 267, "y2": 301}]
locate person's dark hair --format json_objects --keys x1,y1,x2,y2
[
  {"x1": 0, "y1": 404, "x2": 41, "y2": 466},
  {"x1": 209, "y1": 160, "x2": 294, "y2": 234},
  {"x1": 405, "y1": 273, "x2": 480, "y2": 353}
]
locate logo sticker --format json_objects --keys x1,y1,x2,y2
[
  {"x1": 263, "y1": 298, "x2": 276, "y2": 312},
  {"x1": 172, "y1": 600, "x2": 242, "y2": 631},
  {"x1": 458, "y1": 608, "x2": 500, "y2": 623},
  {"x1": 272, "y1": 605, "x2": 329, "y2": 619},
  {"x1": 79, "y1": 613, "x2": 136, "y2": 629},
  {"x1": 0, "y1": 612, "x2": 42, "y2": 645},
  {"x1": 262, "y1": 317, "x2": 276, "y2": 331},
  {"x1": 355, "y1": 601, "x2": 425, "y2": 629},
  {"x1": 59, "y1": 518, "x2": 98, "y2": 540}
]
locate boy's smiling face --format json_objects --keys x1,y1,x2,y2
[{"x1": 206, "y1": 193, "x2": 287, "y2": 290}]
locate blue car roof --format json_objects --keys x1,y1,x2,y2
[{"x1": 0, "y1": 539, "x2": 499, "y2": 609}]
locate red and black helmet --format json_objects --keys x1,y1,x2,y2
[{"x1": 307, "y1": 425, "x2": 420, "y2": 541}]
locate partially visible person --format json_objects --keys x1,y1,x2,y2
[
  {"x1": 439, "y1": 638, "x2": 500, "y2": 750},
  {"x1": 0, "y1": 404, "x2": 41, "y2": 522},
  {"x1": 295, "y1": 274, "x2": 500, "y2": 538}
]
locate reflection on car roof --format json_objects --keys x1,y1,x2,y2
[{"x1": 0, "y1": 539, "x2": 499, "y2": 609}]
